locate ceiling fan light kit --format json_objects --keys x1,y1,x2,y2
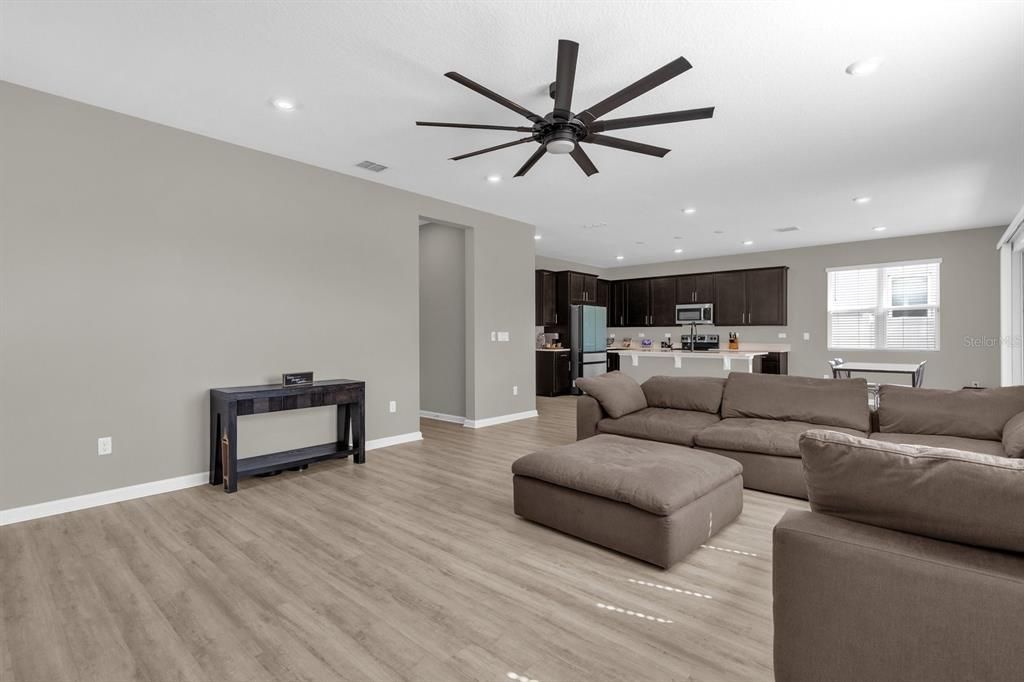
[{"x1": 416, "y1": 39, "x2": 714, "y2": 177}]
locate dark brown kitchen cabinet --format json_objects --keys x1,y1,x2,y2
[
  {"x1": 649, "y1": 276, "x2": 679, "y2": 326},
  {"x1": 745, "y1": 268, "x2": 788, "y2": 325},
  {"x1": 596, "y1": 279, "x2": 609, "y2": 307},
  {"x1": 713, "y1": 267, "x2": 788, "y2": 326},
  {"x1": 713, "y1": 271, "x2": 747, "y2": 326},
  {"x1": 754, "y1": 352, "x2": 789, "y2": 375},
  {"x1": 677, "y1": 273, "x2": 715, "y2": 304},
  {"x1": 608, "y1": 280, "x2": 626, "y2": 327},
  {"x1": 536, "y1": 350, "x2": 572, "y2": 397},
  {"x1": 624, "y1": 280, "x2": 652, "y2": 326},
  {"x1": 558, "y1": 271, "x2": 598, "y2": 306},
  {"x1": 535, "y1": 270, "x2": 558, "y2": 326}
]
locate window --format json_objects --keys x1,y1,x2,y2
[{"x1": 827, "y1": 259, "x2": 941, "y2": 351}]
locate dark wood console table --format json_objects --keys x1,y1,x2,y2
[{"x1": 209, "y1": 379, "x2": 365, "y2": 493}]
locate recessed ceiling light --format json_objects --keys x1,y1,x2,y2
[
  {"x1": 271, "y1": 97, "x2": 297, "y2": 111},
  {"x1": 852, "y1": 196, "x2": 872, "y2": 204},
  {"x1": 534, "y1": 234, "x2": 542, "y2": 240},
  {"x1": 674, "y1": 248, "x2": 683, "y2": 254},
  {"x1": 742, "y1": 240, "x2": 754, "y2": 246},
  {"x1": 615, "y1": 255, "x2": 625, "y2": 261},
  {"x1": 682, "y1": 207, "x2": 697, "y2": 215},
  {"x1": 486, "y1": 174, "x2": 502, "y2": 183},
  {"x1": 845, "y1": 58, "x2": 883, "y2": 76},
  {"x1": 873, "y1": 226, "x2": 888, "y2": 232}
]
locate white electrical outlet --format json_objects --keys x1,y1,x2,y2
[
  {"x1": 638, "y1": 332, "x2": 646, "y2": 338},
  {"x1": 97, "y1": 436, "x2": 112, "y2": 456},
  {"x1": 388, "y1": 400, "x2": 397, "y2": 413},
  {"x1": 803, "y1": 332, "x2": 811, "y2": 341},
  {"x1": 497, "y1": 331, "x2": 510, "y2": 342},
  {"x1": 513, "y1": 385, "x2": 518, "y2": 396},
  {"x1": 778, "y1": 332, "x2": 788, "y2": 339},
  {"x1": 971, "y1": 381, "x2": 981, "y2": 388}
]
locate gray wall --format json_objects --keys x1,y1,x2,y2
[
  {"x1": 419, "y1": 223, "x2": 466, "y2": 417},
  {"x1": 0, "y1": 82, "x2": 536, "y2": 510},
  {"x1": 535, "y1": 255, "x2": 606, "y2": 277},
  {"x1": 601, "y1": 227, "x2": 1002, "y2": 389}
]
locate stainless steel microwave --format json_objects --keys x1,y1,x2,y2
[{"x1": 675, "y1": 303, "x2": 714, "y2": 325}]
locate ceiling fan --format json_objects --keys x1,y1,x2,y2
[{"x1": 416, "y1": 39, "x2": 714, "y2": 177}]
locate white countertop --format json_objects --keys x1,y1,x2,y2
[
  {"x1": 607, "y1": 348, "x2": 768, "y2": 359},
  {"x1": 535, "y1": 347, "x2": 570, "y2": 352}
]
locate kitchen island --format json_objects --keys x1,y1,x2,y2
[{"x1": 607, "y1": 347, "x2": 769, "y2": 382}]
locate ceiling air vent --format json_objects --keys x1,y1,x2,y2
[
  {"x1": 774, "y1": 226, "x2": 800, "y2": 233},
  {"x1": 355, "y1": 160, "x2": 388, "y2": 173}
]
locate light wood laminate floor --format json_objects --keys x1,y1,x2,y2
[{"x1": 1, "y1": 396, "x2": 806, "y2": 682}]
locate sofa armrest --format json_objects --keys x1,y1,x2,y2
[
  {"x1": 576, "y1": 395, "x2": 605, "y2": 440},
  {"x1": 1002, "y1": 411, "x2": 1024, "y2": 457},
  {"x1": 773, "y1": 510, "x2": 1024, "y2": 682}
]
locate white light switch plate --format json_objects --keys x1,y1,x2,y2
[
  {"x1": 497, "y1": 331, "x2": 510, "y2": 342},
  {"x1": 803, "y1": 332, "x2": 811, "y2": 341},
  {"x1": 490, "y1": 331, "x2": 497, "y2": 342},
  {"x1": 388, "y1": 400, "x2": 397, "y2": 413},
  {"x1": 98, "y1": 436, "x2": 112, "y2": 456}
]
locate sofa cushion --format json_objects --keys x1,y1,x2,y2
[
  {"x1": 641, "y1": 376, "x2": 725, "y2": 414},
  {"x1": 1002, "y1": 411, "x2": 1024, "y2": 458},
  {"x1": 575, "y1": 371, "x2": 647, "y2": 418},
  {"x1": 597, "y1": 407, "x2": 721, "y2": 446},
  {"x1": 800, "y1": 429, "x2": 1024, "y2": 553},
  {"x1": 868, "y1": 432, "x2": 1005, "y2": 457},
  {"x1": 694, "y1": 418, "x2": 866, "y2": 458},
  {"x1": 721, "y1": 373, "x2": 871, "y2": 432},
  {"x1": 511, "y1": 434, "x2": 741, "y2": 516},
  {"x1": 877, "y1": 384, "x2": 1024, "y2": 441}
]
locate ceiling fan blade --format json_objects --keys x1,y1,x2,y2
[
  {"x1": 514, "y1": 146, "x2": 547, "y2": 177},
  {"x1": 445, "y1": 72, "x2": 544, "y2": 123},
  {"x1": 570, "y1": 145, "x2": 599, "y2": 176},
  {"x1": 588, "y1": 106, "x2": 715, "y2": 133},
  {"x1": 577, "y1": 56, "x2": 692, "y2": 125},
  {"x1": 450, "y1": 136, "x2": 536, "y2": 161},
  {"x1": 585, "y1": 134, "x2": 670, "y2": 158},
  {"x1": 417, "y1": 121, "x2": 534, "y2": 132},
  {"x1": 553, "y1": 39, "x2": 579, "y2": 120}
]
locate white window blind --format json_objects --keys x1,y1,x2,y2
[{"x1": 827, "y1": 259, "x2": 940, "y2": 351}]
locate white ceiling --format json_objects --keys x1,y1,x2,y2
[{"x1": 3, "y1": 1, "x2": 1022, "y2": 267}]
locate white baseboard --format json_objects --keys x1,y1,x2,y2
[
  {"x1": 464, "y1": 410, "x2": 539, "y2": 429},
  {"x1": 366, "y1": 431, "x2": 423, "y2": 449},
  {"x1": 0, "y1": 430, "x2": 423, "y2": 526},
  {"x1": 0, "y1": 472, "x2": 210, "y2": 526},
  {"x1": 419, "y1": 410, "x2": 466, "y2": 425}
]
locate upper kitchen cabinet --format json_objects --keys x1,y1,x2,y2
[
  {"x1": 557, "y1": 271, "x2": 599, "y2": 306},
  {"x1": 596, "y1": 279, "x2": 609, "y2": 307},
  {"x1": 677, "y1": 273, "x2": 715, "y2": 304},
  {"x1": 623, "y1": 279, "x2": 651, "y2": 327},
  {"x1": 745, "y1": 267, "x2": 788, "y2": 325},
  {"x1": 649, "y1": 276, "x2": 679, "y2": 326},
  {"x1": 607, "y1": 280, "x2": 626, "y2": 327},
  {"x1": 535, "y1": 270, "x2": 558, "y2": 326},
  {"x1": 713, "y1": 267, "x2": 788, "y2": 326}
]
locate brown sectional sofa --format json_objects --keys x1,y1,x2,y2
[
  {"x1": 774, "y1": 430, "x2": 1024, "y2": 681},
  {"x1": 577, "y1": 372, "x2": 1024, "y2": 499}
]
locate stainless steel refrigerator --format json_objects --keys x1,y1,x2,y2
[{"x1": 570, "y1": 304, "x2": 607, "y2": 393}]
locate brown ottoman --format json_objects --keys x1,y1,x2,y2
[{"x1": 512, "y1": 434, "x2": 743, "y2": 568}]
